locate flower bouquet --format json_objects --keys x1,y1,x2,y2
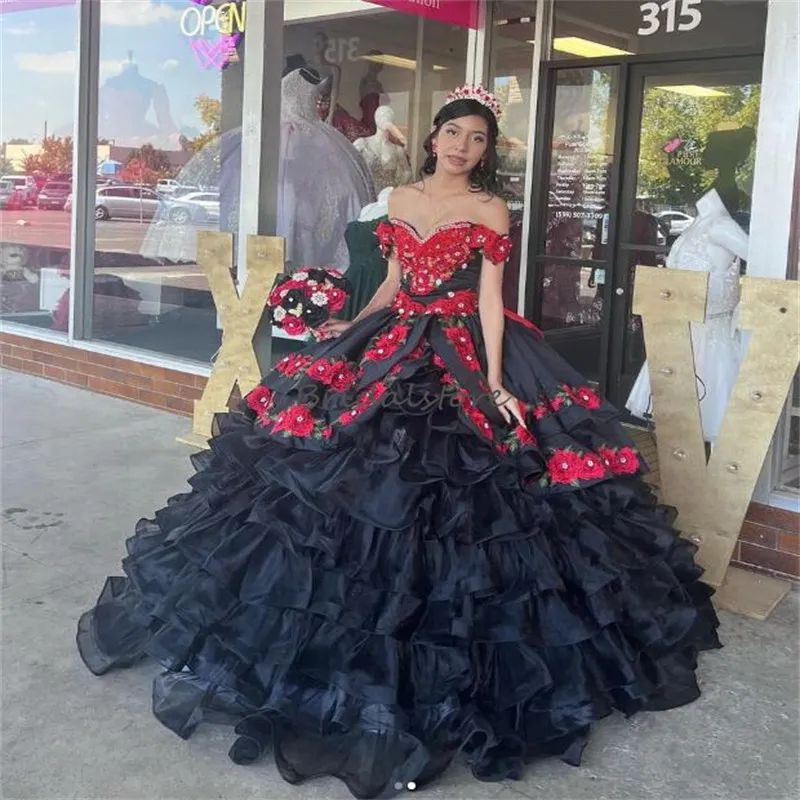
[{"x1": 267, "y1": 268, "x2": 351, "y2": 337}]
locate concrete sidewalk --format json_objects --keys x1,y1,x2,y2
[{"x1": 1, "y1": 370, "x2": 798, "y2": 800}]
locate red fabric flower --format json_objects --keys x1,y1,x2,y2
[
  {"x1": 600, "y1": 446, "x2": 640, "y2": 475},
  {"x1": 547, "y1": 449, "x2": 584, "y2": 484},
  {"x1": 329, "y1": 361, "x2": 357, "y2": 392},
  {"x1": 579, "y1": 453, "x2": 606, "y2": 480},
  {"x1": 515, "y1": 425, "x2": 537, "y2": 447},
  {"x1": 327, "y1": 287, "x2": 347, "y2": 313},
  {"x1": 276, "y1": 353, "x2": 313, "y2": 377},
  {"x1": 568, "y1": 385, "x2": 602, "y2": 410},
  {"x1": 375, "y1": 221, "x2": 395, "y2": 257},
  {"x1": 282, "y1": 314, "x2": 307, "y2": 337},
  {"x1": 550, "y1": 394, "x2": 566, "y2": 412},
  {"x1": 308, "y1": 358, "x2": 336, "y2": 384},
  {"x1": 338, "y1": 381, "x2": 388, "y2": 425},
  {"x1": 444, "y1": 325, "x2": 481, "y2": 372},
  {"x1": 533, "y1": 403, "x2": 549, "y2": 420},
  {"x1": 458, "y1": 393, "x2": 493, "y2": 439},
  {"x1": 365, "y1": 325, "x2": 410, "y2": 361},
  {"x1": 273, "y1": 404, "x2": 315, "y2": 437},
  {"x1": 246, "y1": 385, "x2": 273, "y2": 415},
  {"x1": 391, "y1": 289, "x2": 478, "y2": 320}
]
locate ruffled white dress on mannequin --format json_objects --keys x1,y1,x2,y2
[{"x1": 626, "y1": 189, "x2": 750, "y2": 442}]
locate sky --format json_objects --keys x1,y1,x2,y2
[{"x1": 0, "y1": 0, "x2": 225, "y2": 144}]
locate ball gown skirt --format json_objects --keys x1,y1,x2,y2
[{"x1": 77, "y1": 220, "x2": 720, "y2": 799}]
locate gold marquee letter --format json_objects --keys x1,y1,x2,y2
[
  {"x1": 183, "y1": 231, "x2": 284, "y2": 444},
  {"x1": 634, "y1": 267, "x2": 800, "y2": 615}
]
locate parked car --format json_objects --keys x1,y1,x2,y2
[
  {"x1": 165, "y1": 191, "x2": 220, "y2": 225},
  {"x1": 156, "y1": 178, "x2": 182, "y2": 196},
  {"x1": 37, "y1": 180, "x2": 72, "y2": 210},
  {"x1": 0, "y1": 179, "x2": 26, "y2": 210},
  {"x1": 94, "y1": 185, "x2": 162, "y2": 221},
  {"x1": 656, "y1": 209, "x2": 695, "y2": 238},
  {"x1": 0, "y1": 175, "x2": 38, "y2": 206}
]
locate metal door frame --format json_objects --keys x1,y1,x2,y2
[{"x1": 526, "y1": 47, "x2": 764, "y2": 402}]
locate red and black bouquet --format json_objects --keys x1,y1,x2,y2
[{"x1": 267, "y1": 268, "x2": 351, "y2": 337}]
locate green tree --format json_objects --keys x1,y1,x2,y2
[
  {"x1": 636, "y1": 84, "x2": 760, "y2": 210},
  {"x1": 188, "y1": 95, "x2": 221, "y2": 153},
  {"x1": 22, "y1": 136, "x2": 73, "y2": 175},
  {"x1": 124, "y1": 144, "x2": 173, "y2": 176}
]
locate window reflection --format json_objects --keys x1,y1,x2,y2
[{"x1": 0, "y1": 1, "x2": 77, "y2": 329}]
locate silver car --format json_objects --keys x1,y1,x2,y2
[{"x1": 94, "y1": 185, "x2": 162, "y2": 221}]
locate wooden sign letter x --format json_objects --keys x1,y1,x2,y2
[
  {"x1": 634, "y1": 267, "x2": 800, "y2": 589},
  {"x1": 191, "y1": 231, "x2": 285, "y2": 440}
]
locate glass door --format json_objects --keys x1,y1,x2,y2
[
  {"x1": 527, "y1": 64, "x2": 623, "y2": 385},
  {"x1": 609, "y1": 57, "x2": 763, "y2": 407},
  {"x1": 528, "y1": 55, "x2": 762, "y2": 403}
]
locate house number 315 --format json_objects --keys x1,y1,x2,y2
[{"x1": 638, "y1": 0, "x2": 703, "y2": 35}]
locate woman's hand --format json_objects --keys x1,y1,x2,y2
[
  {"x1": 314, "y1": 319, "x2": 353, "y2": 340},
  {"x1": 488, "y1": 381, "x2": 527, "y2": 428}
]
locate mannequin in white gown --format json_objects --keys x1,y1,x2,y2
[
  {"x1": 353, "y1": 106, "x2": 412, "y2": 194},
  {"x1": 626, "y1": 189, "x2": 750, "y2": 443}
]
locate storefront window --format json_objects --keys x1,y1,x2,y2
[
  {"x1": 552, "y1": 0, "x2": 767, "y2": 59},
  {"x1": 87, "y1": 0, "x2": 247, "y2": 362},
  {"x1": 269, "y1": 0, "x2": 469, "y2": 354},
  {"x1": 488, "y1": 1, "x2": 537, "y2": 310},
  {"x1": 0, "y1": 0, "x2": 77, "y2": 332}
]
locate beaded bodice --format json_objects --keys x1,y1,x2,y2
[
  {"x1": 281, "y1": 69, "x2": 327, "y2": 121},
  {"x1": 375, "y1": 219, "x2": 512, "y2": 297}
]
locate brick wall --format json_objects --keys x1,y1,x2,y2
[
  {"x1": 0, "y1": 331, "x2": 205, "y2": 416},
  {"x1": 733, "y1": 503, "x2": 800, "y2": 581},
  {"x1": 2, "y1": 330, "x2": 798, "y2": 582}
]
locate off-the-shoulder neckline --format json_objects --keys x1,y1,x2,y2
[{"x1": 388, "y1": 217, "x2": 508, "y2": 243}]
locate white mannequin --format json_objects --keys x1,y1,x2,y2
[
  {"x1": 358, "y1": 186, "x2": 394, "y2": 222},
  {"x1": 307, "y1": 32, "x2": 340, "y2": 125},
  {"x1": 626, "y1": 189, "x2": 750, "y2": 443},
  {"x1": 353, "y1": 106, "x2": 413, "y2": 193}
]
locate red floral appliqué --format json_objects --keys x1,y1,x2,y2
[
  {"x1": 467, "y1": 226, "x2": 513, "y2": 265},
  {"x1": 497, "y1": 423, "x2": 538, "y2": 454},
  {"x1": 364, "y1": 324, "x2": 411, "y2": 361},
  {"x1": 567, "y1": 385, "x2": 602, "y2": 410},
  {"x1": 543, "y1": 448, "x2": 610, "y2": 486},
  {"x1": 598, "y1": 445, "x2": 641, "y2": 475},
  {"x1": 443, "y1": 323, "x2": 482, "y2": 372},
  {"x1": 270, "y1": 403, "x2": 333, "y2": 440},
  {"x1": 391, "y1": 289, "x2": 478, "y2": 320},
  {"x1": 338, "y1": 381, "x2": 389, "y2": 425},
  {"x1": 376, "y1": 220, "x2": 511, "y2": 296},
  {"x1": 245, "y1": 385, "x2": 274, "y2": 423},
  {"x1": 276, "y1": 353, "x2": 314, "y2": 377},
  {"x1": 307, "y1": 357, "x2": 358, "y2": 392}
]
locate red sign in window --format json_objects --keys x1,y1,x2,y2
[{"x1": 364, "y1": 0, "x2": 480, "y2": 30}]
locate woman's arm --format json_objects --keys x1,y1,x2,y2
[
  {"x1": 478, "y1": 202, "x2": 510, "y2": 385},
  {"x1": 478, "y1": 201, "x2": 525, "y2": 426}
]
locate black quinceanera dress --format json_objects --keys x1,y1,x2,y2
[{"x1": 77, "y1": 219, "x2": 721, "y2": 798}]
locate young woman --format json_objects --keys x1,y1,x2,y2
[{"x1": 77, "y1": 86, "x2": 720, "y2": 799}]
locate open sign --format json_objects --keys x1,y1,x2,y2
[{"x1": 180, "y1": 1, "x2": 246, "y2": 37}]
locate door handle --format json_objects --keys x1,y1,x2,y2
[{"x1": 615, "y1": 288, "x2": 624, "y2": 296}]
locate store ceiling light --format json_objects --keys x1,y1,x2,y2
[
  {"x1": 654, "y1": 85, "x2": 731, "y2": 97},
  {"x1": 360, "y1": 53, "x2": 447, "y2": 72},
  {"x1": 551, "y1": 37, "x2": 633, "y2": 58}
]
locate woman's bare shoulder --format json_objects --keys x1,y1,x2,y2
[
  {"x1": 471, "y1": 192, "x2": 510, "y2": 233},
  {"x1": 387, "y1": 183, "x2": 424, "y2": 216}
]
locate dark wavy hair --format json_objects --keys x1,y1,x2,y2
[{"x1": 421, "y1": 98, "x2": 500, "y2": 194}]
